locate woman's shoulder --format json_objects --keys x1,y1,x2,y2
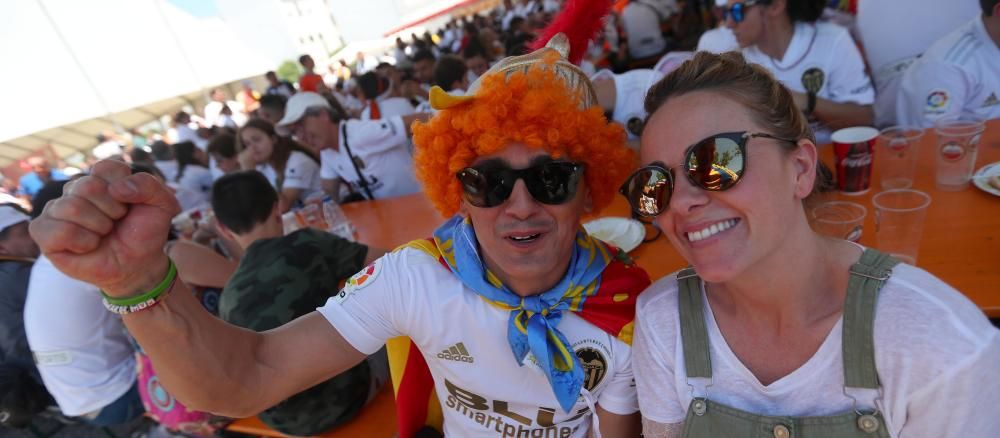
[
  {"x1": 811, "y1": 20, "x2": 856, "y2": 50},
  {"x1": 873, "y1": 263, "x2": 997, "y2": 374},
  {"x1": 636, "y1": 271, "x2": 684, "y2": 317}
]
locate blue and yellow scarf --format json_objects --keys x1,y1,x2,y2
[{"x1": 430, "y1": 215, "x2": 613, "y2": 412}]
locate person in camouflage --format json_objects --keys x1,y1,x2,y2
[{"x1": 211, "y1": 170, "x2": 388, "y2": 436}]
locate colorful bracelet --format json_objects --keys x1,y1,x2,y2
[{"x1": 101, "y1": 260, "x2": 177, "y2": 315}]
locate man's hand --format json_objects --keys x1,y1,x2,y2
[{"x1": 29, "y1": 159, "x2": 180, "y2": 298}]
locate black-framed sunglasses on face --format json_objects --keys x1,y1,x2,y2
[
  {"x1": 722, "y1": 0, "x2": 769, "y2": 23},
  {"x1": 456, "y1": 161, "x2": 585, "y2": 208},
  {"x1": 619, "y1": 131, "x2": 797, "y2": 217}
]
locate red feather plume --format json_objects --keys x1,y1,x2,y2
[{"x1": 528, "y1": 0, "x2": 613, "y2": 65}]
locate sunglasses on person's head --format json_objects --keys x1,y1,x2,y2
[
  {"x1": 722, "y1": 0, "x2": 769, "y2": 23},
  {"x1": 619, "y1": 131, "x2": 796, "y2": 217},
  {"x1": 457, "y1": 160, "x2": 586, "y2": 208}
]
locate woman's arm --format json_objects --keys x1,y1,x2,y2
[{"x1": 166, "y1": 240, "x2": 238, "y2": 289}]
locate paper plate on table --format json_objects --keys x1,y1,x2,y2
[
  {"x1": 584, "y1": 217, "x2": 646, "y2": 252},
  {"x1": 972, "y1": 162, "x2": 1000, "y2": 197}
]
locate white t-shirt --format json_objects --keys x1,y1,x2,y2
[
  {"x1": 318, "y1": 248, "x2": 639, "y2": 437},
  {"x1": 896, "y1": 17, "x2": 1000, "y2": 128},
  {"x1": 174, "y1": 124, "x2": 208, "y2": 151},
  {"x1": 632, "y1": 263, "x2": 1000, "y2": 437},
  {"x1": 257, "y1": 150, "x2": 323, "y2": 202},
  {"x1": 319, "y1": 117, "x2": 420, "y2": 200},
  {"x1": 622, "y1": 2, "x2": 667, "y2": 59},
  {"x1": 592, "y1": 69, "x2": 665, "y2": 140},
  {"x1": 856, "y1": 0, "x2": 980, "y2": 127},
  {"x1": 696, "y1": 26, "x2": 738, "y2": 54},
  {"x1": 743, "y1": 21, "x2": 874, "y2": 143},
  {"x1": 173, "y1": 164, "x2": 213, "y2": 211},
  {"x1": 153, "y1": 160, "x2": 178, "y2": 183},
  {"x1": 23, "y1": 256, "x2": 137, "y2": 416},
  {"x1": 360, "y1": 96, "x2": 415, "y2": 121}
]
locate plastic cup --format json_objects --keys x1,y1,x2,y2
[
  {"x1": 933, "y1": 115, "x2": 985, "y2": 191},
  {"x1": 811, "y1": 201, "x2": 867, "y2": 242},
  {"x1": 872, "y1": 189, "x2": 931, "y2": 264},
  {"x1": 831, "y1": 127, "x2": 879, "y2": 195},
  {"x1": 877, "y1": 126, "x2": 924, "y2": 189}
]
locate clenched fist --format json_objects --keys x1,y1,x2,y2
[{"x1": 29, "y1": 160, "x2": 181, "y2": 298}]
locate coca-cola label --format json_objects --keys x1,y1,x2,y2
[{"x1": 835, "y1": 141, "x2": 874, "y2": 193}]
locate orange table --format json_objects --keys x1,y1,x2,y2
[
  {"x1": 226, "y1": 383, "x2": 397, "y2": 437},
  {"x1": 342, "y1": 120, "x2": 1000, "y2": 317}
]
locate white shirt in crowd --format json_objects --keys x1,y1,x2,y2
[
  {"x1": 621, "y1": 1, "x2": 668, "y2": 59},
  {"x1": 23, "y1": 256, "x2": 137, "y2": 417},
  {"x1": 696, "y1": 26, "x2": 739, "y2": 54},
  {"x1": 360, "y1": 96, "x2": 416, "y2": 121},
  {"x1": 320, "y1": 117, "x2": 420, "y2": 200},
  {"x1": 318, "y1": 248, "x2": 639, "y2": 437},
  {"x1": 173, "y1": 123, "x2": 208, "y2": 151},
  {"x1": 592, "y1": 69, "x2": 665, "y2": 141},
  {"x1": 743, "y1": 21, "x2": 874, "y2": 143},
  {"x1": 257, "y1": 150, "x2": 323, "y2": 203},
  {"x1": 172, "y1": 164, "x2": 214, "y2": 211},
  {"x1": 856, "y1": 0, "x2": 980, "y2": 127},
  {"x1": 632, "y1": 262, "x2": 1000, "y2": 437},
  {"x1": 896, "y1": 16, "x2": 1000, "y2": 128},
  {"x1": 153, "y1": 159, "x2": 178, "y2": 183}
]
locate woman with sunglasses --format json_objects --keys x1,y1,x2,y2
[
  {"x1": 724, "y1": 0, "x2": 873, "y2": 143},
  {"x1": 626, "y1": 52, "x2": 999, "y2": 437}
]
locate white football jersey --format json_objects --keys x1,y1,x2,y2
[
  {"x1": 896, "y1": 17, "x2": 1000, "y2": 128},
  {"x1": 318, "y1": 248, "x2": 639, "y2": 437},
  {"x1": 743, "y1": 21, "x2": 874, "y2": 143}
]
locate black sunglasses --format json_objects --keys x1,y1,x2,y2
[
  {"x1": 619, "y1": 131, "x2": 796, "y2": 217},
  {"x1": 723, "y1": 0, "x2": 768, "y2": 23},
  {"x1": 457, "y1": 161, "x2": 585, "y2": 208}
]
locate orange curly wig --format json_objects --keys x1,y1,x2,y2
[{"x1": 412, "y1": 60, "x2": 635, "y2": 217}]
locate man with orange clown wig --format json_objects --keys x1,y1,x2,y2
[{"x1": 27, "y1": 30, "x2": 648, "y2": 438}]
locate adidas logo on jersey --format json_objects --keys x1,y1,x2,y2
[
  {"x1": 982, "y1": 92, "x2": 999, "y2": 108},
  {"x1": 438, "y1": 342, "x2": 474, "y2": 363}
]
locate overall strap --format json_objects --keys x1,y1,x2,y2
[
  {"x1": 677, "y1": 268, "x2": 712, "y2": 379},
  {"x1": 842, "y1": 249, "x2": 900, "y2": 389}
]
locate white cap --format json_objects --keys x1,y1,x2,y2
[
  {"x1": 276, "y1": 92, "x2": 331, "y2": 127},
  {"x1": 715, "y1": 0, "x2": 727, "y2": 7},
  {"x1": 0, "y1": 204, "x2": 30, "y2": 233}
]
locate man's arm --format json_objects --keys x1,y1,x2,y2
[
  {"x1": 166, "y1": 240, "x2": 237, "y2": 289},
  {"x1": 127, "y1": 281, "x2": 366, "y2": 416},
  {"x1": 595, "y1": 406, "x2": 641, "y2": 438},
  {"x1": 321, "y1": 178, "x2": 341, "y2": 201},
  {"x1": 29, "y1": 160, "x2": 367, "y2": 417}
]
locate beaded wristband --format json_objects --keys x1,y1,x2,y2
[{"x1": 101, "y1": 260, "x2": 177, "y2": 315}]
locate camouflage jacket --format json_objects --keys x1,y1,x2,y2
[{"x1": 220, "y1": 228, "x2": 372, "y2": 435}]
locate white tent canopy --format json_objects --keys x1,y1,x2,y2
[{"x1": 0, "y1": 0, "x2": 302, "y2": 167}]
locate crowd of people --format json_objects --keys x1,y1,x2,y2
[{"x1": 3, "y1": 0, "x2": 1000, "y2": 437}]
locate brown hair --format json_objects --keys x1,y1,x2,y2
[
  {"x1": 236, "y1": 118, "x2": 319, "y2": 186},
  {"x1": 644, "y1": 51, "x2": 834, "y2": 194}
]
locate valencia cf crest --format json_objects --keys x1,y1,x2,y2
[
  {"x1": 576, "y1": 347, "x2": 608, "y2": 392},
  {"x1": 801, "y1": 67, "x2": 825, "y2": 94}
]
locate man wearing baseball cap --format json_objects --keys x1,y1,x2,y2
[{"x1": 276, "y1": 92, "x2": 429, "y2": 202}]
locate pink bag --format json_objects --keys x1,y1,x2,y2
[{"x1": 136, "y1": 352, "x2": 230, "y2": 436}]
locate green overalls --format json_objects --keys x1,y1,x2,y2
[{"x1": 676, "y1": 249, "x2": 899, "y2": 438}]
